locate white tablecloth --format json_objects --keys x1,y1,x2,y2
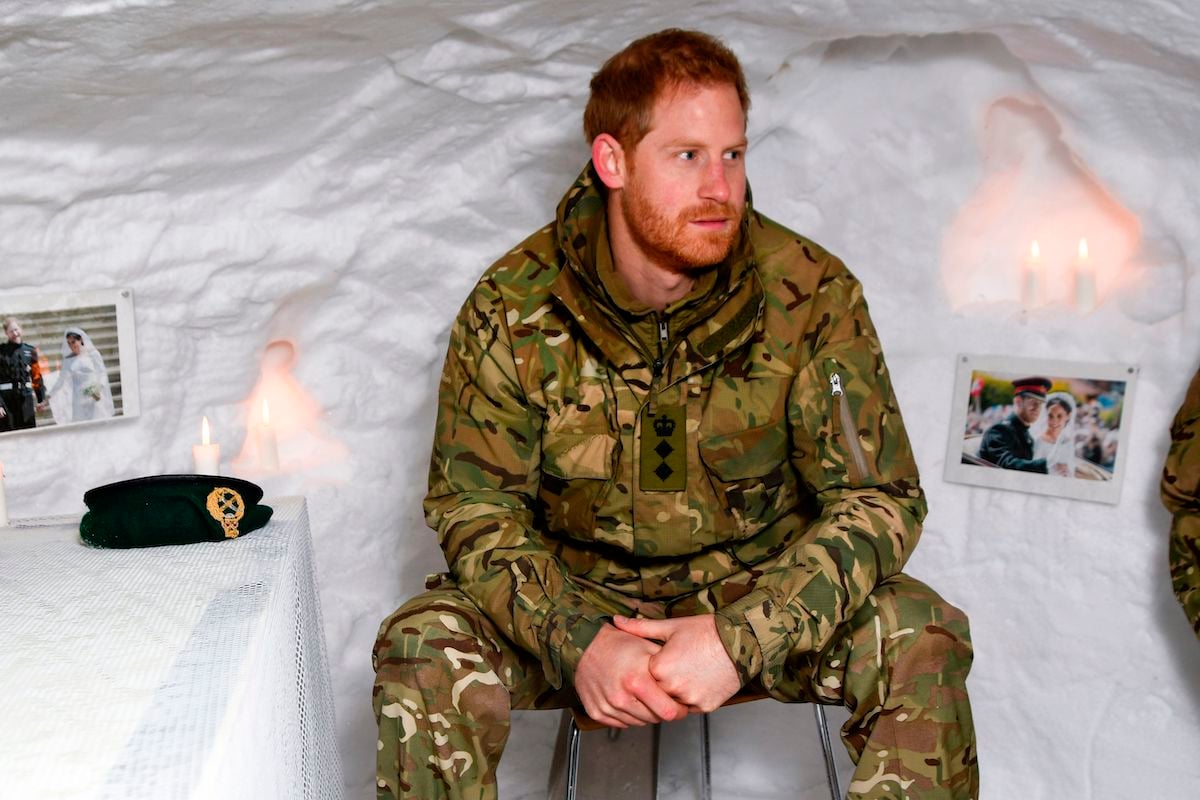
[{"x1": 0, "y1": 496, "x2": 342, "y2": 800}]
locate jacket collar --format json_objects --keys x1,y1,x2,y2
[{"x1": 549, "y1": 162, "x2": 764, "y2": 373}]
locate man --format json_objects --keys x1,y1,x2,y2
[
  {"x1": 374, "y1": 29, "x2": 976, "y2": 800},
  {"x1": 977, "y1": 376, "x2": 1051, "y2": 473},
  {"x1": 0, "y1": 318, "x2": 46, "y2": 432},
  {"x1": 1162, "y1": 364, "x2": 1200, "y2": 636}
]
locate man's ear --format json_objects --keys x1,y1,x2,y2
[{"x1": 591, "y1": 133, "x2": 627, "y2": 190}]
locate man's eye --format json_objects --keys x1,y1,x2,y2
[
  {"x1": 724, "y1": 150, "x2": 744, "y2": 161},
  {"x1": 678, "y1": 151, "x2": 696, "y2": 161}
]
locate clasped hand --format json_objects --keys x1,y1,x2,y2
[{"x1": 573, "y1": 614, "x2": 741, "y2": 728}]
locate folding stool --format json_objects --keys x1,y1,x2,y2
[{"x1": 547, "y1": 689, "x2": 843, "y2": 800}]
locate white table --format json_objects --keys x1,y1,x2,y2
[{"x1": 0, "y1": 496, "x2": 342, "y2": 799}]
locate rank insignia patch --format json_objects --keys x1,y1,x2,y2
[{"x1": 640, "y1": 403, "x2": 686, "y2": 492}]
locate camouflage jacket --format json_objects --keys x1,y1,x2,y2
[
  {"x1": 425, "y1": 164, "x2": 926, "y2": 690},
  {"x1": 1162, "y1": 365, "x2": 1200, "y2": 636}
]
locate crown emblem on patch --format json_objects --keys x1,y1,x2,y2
[{"x1": 653, "y1": 415, "x2": 676, "y2": 437}]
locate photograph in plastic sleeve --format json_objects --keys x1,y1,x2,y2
[
  {"x1": 0, "y1": 288, "x2": 139, "y2": 437},
  {"x1": 943, "y1": 353, "x2": 1138, "y2": 504}
]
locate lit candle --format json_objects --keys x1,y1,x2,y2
[
  {"x1": 258, "y1": 397, "x2": 279, "y2": 472},
  {"x1": 0, "y1": 461, "x2": 9, "y2": 528},
  {"x1": 1074, "y1": 237, "x2": 1095, "y2": 313},
  {"x1": 193, "y1": 416, "x2": 221, "y2": 475},
  {"x1": 1022, "y1": 240, "x2": 1042, "y2": 309}
]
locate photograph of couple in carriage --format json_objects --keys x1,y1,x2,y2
[{"x1": 945, "y1": 354, "x2": 1137, "y2": 504}]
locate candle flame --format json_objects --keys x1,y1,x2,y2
[
  {"x1": 1030, "y1": 240, "x2": 1041, "y2": 260},
  {"x1": 261, "y1": 397, "x2": 271, "y2": 426},
  {"x1": 201, "y1": 416, "x2": 211, "y2": 446},
  {"x1": 1078, "y1": 238, "x2": 1089, "y2": 260}
]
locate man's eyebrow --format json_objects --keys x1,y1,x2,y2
[{"x1": 660, "y1": 138, "x2": 749, "y2": 150}]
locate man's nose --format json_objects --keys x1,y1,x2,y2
[{"x1": 699, "y1": 159, "x2": 730, "y2": 204}]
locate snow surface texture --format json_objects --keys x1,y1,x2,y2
[{"x1": 2, "y1": 1, "x2": 1198, "y2": 798}]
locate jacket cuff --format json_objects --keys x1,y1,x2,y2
[
  {"x1": 713, "y1": 608, "x2": 763, "y2": 685},
  {"x1": 539, "y1": 610, "x2": 609, "y2": 689},
  {"x1": 716, "y1": 570, "x2": 842, "y2": 691},
  {"x1": 717, "y1": 589, "x2": 798, "y2": 689}
]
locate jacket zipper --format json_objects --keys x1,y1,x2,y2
[
  {"x1": 649, "y1": 317, "x2": 669, "y2": 416},
  {"x1": 829, "y1": 370, "x2": 869, "y2": 482},
  {"x1": 653, "y1": 318, "x2": 668, "y2": 377}
]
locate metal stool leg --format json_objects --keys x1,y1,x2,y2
[
  {"x1": 699, "y1": 713, "x2": 713, "y2": 800},
  {"x1": 565, "y1": 715, "x2": 581, "y2": 800},
  {"x1": 812, "y1": 704, "x2": 841, "y2": 800},
  {"x1": 651, "y1": 723, "x2": 662, "y2": 800}
]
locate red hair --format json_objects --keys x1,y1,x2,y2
[{"x1": 583, "y1": 29, "x2": 750, "y2": 148}]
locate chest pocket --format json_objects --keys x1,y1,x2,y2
[
  {"x1": 539, "y1": 431, "x2": 617, "y2": 540},
  {"x1": 698, "y1": 420, "x2": 795, "y2": 541}
]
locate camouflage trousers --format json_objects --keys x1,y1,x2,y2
[{"x1": 373, "y1": 572, "x2": 977, "y2": 799}]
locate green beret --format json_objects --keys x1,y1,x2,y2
[{"x1": 80, "y1": 474, "x2": 273, "y2": 548}]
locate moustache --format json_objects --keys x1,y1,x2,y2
[{"x1": 681, "y1": 202, "x2": 739, "y2": 222}]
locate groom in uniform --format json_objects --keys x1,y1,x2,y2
[
  {"x1": 0, "y1": 318, "x2": 46, "y2": 432},
  {"x1": 977, "y1": 376, "x2": 1051, "y2": 473}
]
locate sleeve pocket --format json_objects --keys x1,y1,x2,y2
[{"x1": 793, "y1": 335, "x2": 918, "y2": 492}]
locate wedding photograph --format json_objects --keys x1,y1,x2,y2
[
  {"x1": 0, "y1": 288, "x2": 139, "y2": 436},
  {"x1": 943, "y1": 353, "x2": 1138, "y2": 503}
]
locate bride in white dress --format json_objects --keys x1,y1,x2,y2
[
  {"x1": 48, "y1": 327, "x2": 114, "y2": 424},
  {"x1": 1032, "y1": 391, "x2": 1076, "y2": 477}
]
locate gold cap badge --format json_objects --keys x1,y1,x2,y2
[{"x1": 206, "y1": 487, "x2": 246, "y2": 538}]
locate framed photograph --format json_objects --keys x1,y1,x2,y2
[
  {"x1": 943, "y1": 353, "x2": 1138, "y2": 504},
  {"x1": 0, "y1": 289, "x2": 139, "y2": 437}
]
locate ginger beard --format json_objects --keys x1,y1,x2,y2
[{"x1": 618, "y1": 159, "x2": 742, "y2": 274}]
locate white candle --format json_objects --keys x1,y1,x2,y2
[
  {"x1": 0, "y1": 461, "x2": 9, "y2": 528},
  {"x1": 193, "y1": 416, "x2": 221, "y2": 475},
  {"x1": 1074, "y1": 237, "x2": 1095, "y2": 313},
  {"x1": 258, "y1": 398, "x2": 279, "y2": 472},
  {"x1": 1021, "y1": 240, "x2": 1042, "y2": 309}
]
